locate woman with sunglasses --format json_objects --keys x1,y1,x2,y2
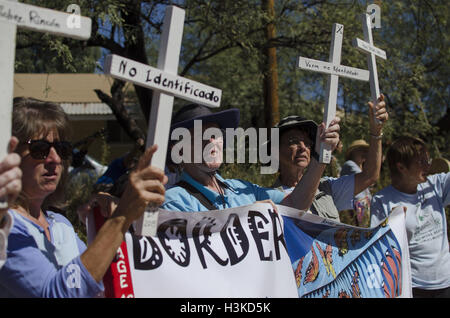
[{"x1": 0, "y1": 98, "x2": 167, "y2": 297}]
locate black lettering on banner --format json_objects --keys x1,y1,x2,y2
[
  {"x1": 193, "y1": 217, "x2": 228, "y2": 269},
  {"x1": 247, "y1": 210, "x2": 272, "y2": 261},
  {"x1": 157, "y1": 218, "x2": 190, "y2": 267},
  {"x1": 154, "y1": 73, "x2": 161, "y2": 84},
  {"x1": 119, "y1": 60, "x2": 127, "y2": 74},
  {"x1": 205, "y1": 91, "x2": 216, "y2": 101},
  {"x1": 184, "y1": 82, "x2": 190, "y2": 93},
  {"x1": 29, "y1": 10, "x2": 60, "y2": 28},
  {"x1": 132, "y1": 235, "x2": 163, "y2": 270},
  {"x1": 220, "y1": 213, "x2": 249, "y2": 265},
  {"x1": 174, "y1": 79, "x2": 181, "y2": 91},
  {"x1": 129, "y1": 67, "x2": 137, "y2": 77},
  {"x1": 268, "y1": 208, "x2": 287, "y2": 260},
  {"x1": 146, "y1": 70, "x2": 152, "y2": 82},
  {"x1": 0, "y1": 6, "x2": 24, "y2": 24}
]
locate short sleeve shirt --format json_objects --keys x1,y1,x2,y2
[{"x1": 370, "y1": 173, "x2": 450, "y2": 289}]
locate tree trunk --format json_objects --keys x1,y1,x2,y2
[
  {"x1": 262, "y1": 0, "x2": 280, "y2": 128},
  {"x1": 121, "y1": 1, "x2": 153, "y2": 125}
]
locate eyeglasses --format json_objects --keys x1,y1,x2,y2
[
  {"x1": 23, "y1": 139, "x2": 73, "y2": 160},
  {"x1": 285, "y1": 136, "x2": 313, "y2": 149}
]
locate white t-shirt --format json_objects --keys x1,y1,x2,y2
[
  {"x1": 0, "y1": 212, "x2": 13, "y2": 270},
  {"x1": 370, "y1": 173, "x2": 450, "y2": 290}
]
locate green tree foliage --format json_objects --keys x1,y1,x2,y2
[
  {"x1": 15, "y1": 1, "x2": 448, "y2": 154},
  {"x1": 15, "y1": 1, "x2": 449, "y2": 217}
]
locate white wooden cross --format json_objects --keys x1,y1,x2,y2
[
  {"x1": 353, "y1": 13, "x2": 387, "y2": 123},
  {"x1": 104, "y1": 6, "x2": 222, "y2": 236},
  {"x1": 0, "y1": 0, "x2": 91, "y2": 207},
  {"x1": 297, "y1": 23, "x2": 370, "y2": 164}
]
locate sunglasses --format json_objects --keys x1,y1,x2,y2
[{"x1": 23, "y1": 139, "x2": 73, "y2": 160}]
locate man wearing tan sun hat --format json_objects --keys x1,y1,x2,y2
[
  {"x1": 343, "y1": 139, "x2": 370, "y2": 172},
  {"x1": 341, "y1": 139, "x2": 372, "y2": 225}
]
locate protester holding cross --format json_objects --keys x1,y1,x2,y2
[
  {"x1": 0, "y1": 98, "x2": 167, "y2": 297},
  {"x1": 272, "y1": 95, "x2": 388, "y2": 222},
  {"x1": 161, "y1": 103, "x2": 340, "y2": 213}
]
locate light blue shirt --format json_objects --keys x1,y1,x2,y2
[
  {"x1": 0, "y1": 210, "x2": 103, "y2": 297},
  {"x1": 162, "y1": 172, "x2": 286, "y2": 212},
  {"x1": 370, "y1": 172, "x2": 450, "y2": 289}
]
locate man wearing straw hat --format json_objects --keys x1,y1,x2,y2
[{"x1": 341, "y1": 138, "x2": 373, "y2": 225}]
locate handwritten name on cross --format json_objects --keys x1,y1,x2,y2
[
  {"x1": 297, "y1": 23, "x2": 370, "y2": 163},
  {"x1": 353, "y1": 13, "x2": 387, "y2": 124},
  {"x1": 0, "y1": 0, "x2": 91, "y2": 208},
  {"x1": 104, "y1": 6, "x2": 222, "y2": 236}
]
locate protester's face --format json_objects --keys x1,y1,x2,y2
[
  {"x1": 18, "y1": 129, "x2": 63, "y2": 201},
  {"x1": 351, "y1": 148, "x2": 368, "y2": 167},
  {"x1": 279, "y1": 128, "x2": 312, "y2": 172},
  {"x1": 402, "y1": 153, "x2": 431, "y2": 185},
  {"x1": 188, "y1": 122, "x2": 223, "y2": 173}
]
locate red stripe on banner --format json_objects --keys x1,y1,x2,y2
[{"x1": 93, "y1": 206, "x2": 135, "y2": 298}]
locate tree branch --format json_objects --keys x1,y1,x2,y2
[{"x1": 94, "y1": 82, "x2": 145, "y2": 144}]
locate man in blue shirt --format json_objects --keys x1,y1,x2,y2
[{"x1": 162, "y1": 103, "x2": 340, "y2": 213}]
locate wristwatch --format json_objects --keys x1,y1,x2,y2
[{"x1": 311, "y1": 149, "x2": 320, "y2": 162}]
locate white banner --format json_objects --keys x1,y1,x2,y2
[
  {"x1": 88, "y1": 203, "x2": 411, "y2": 298},
  {"x1": 125, "y1": 203, "x2": 298, "y2": 298}
]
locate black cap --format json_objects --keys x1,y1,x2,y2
[
  {"x1": 275, "y1": 115, "x2": 318, "y2": 144},
  {"x1": 171, "y1": 103, "x2": 240, "y2": 131}
]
